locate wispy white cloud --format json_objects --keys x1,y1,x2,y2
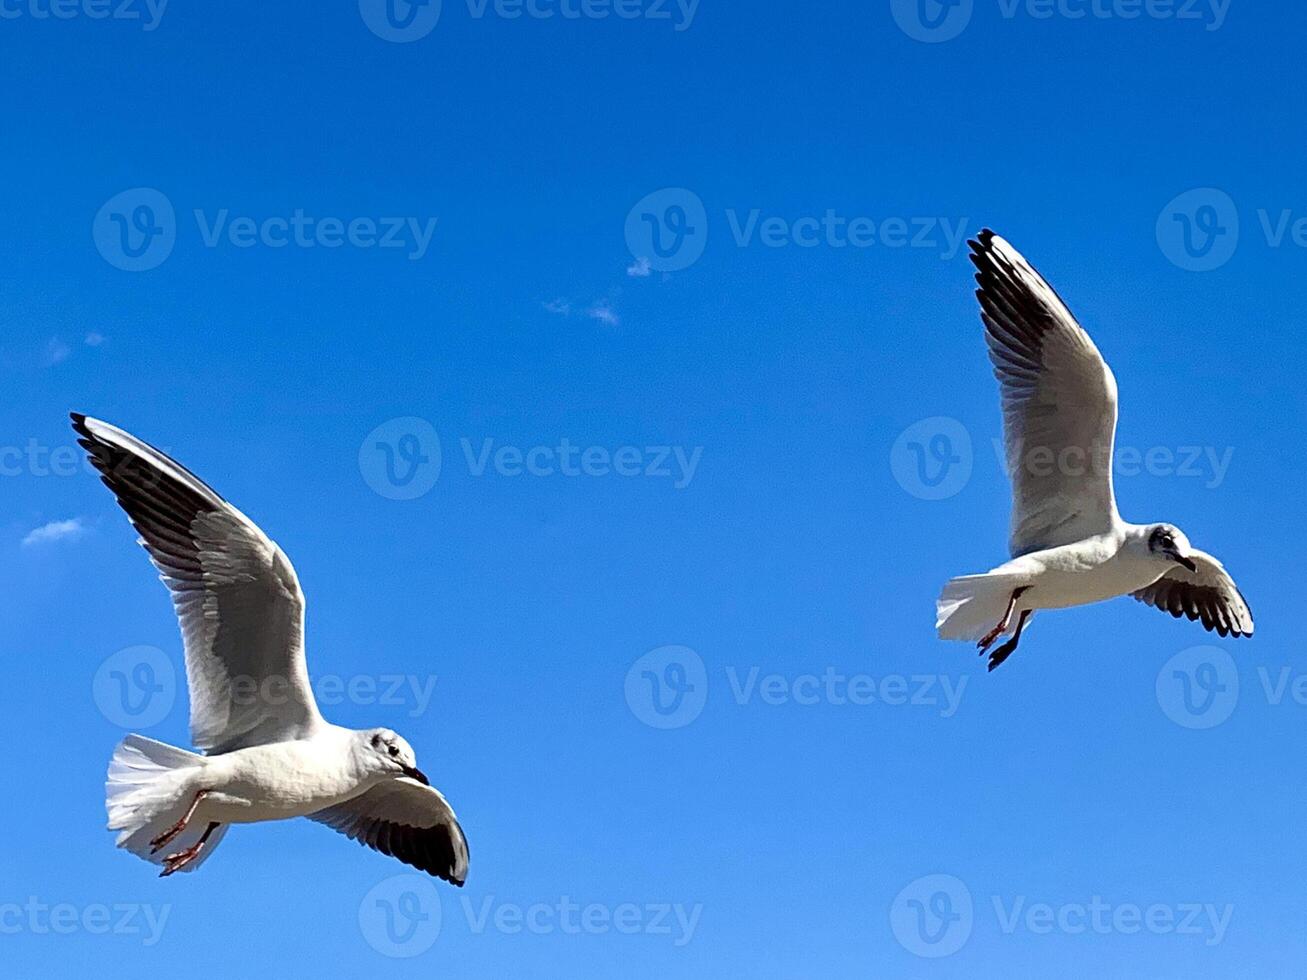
[
  {"x1": 44, "y1": 338, "x2": 71, "y2": 366},
  {"x1": 586, "y1": 304, "x2": 619, "y2": 326},
  {"x1": 84, "y1": 332, "x2": 106, "y2": 347},
  {"x1": 543, "y1": 299, "x2": 572, "y2": 316},
  {"x1": 626, "y1": 256, "x2": 652, "y2": 278},
  {"x1": 22, "y1": 518, "x2": 86, "y2": 548}
]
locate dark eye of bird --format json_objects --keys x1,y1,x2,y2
[{"x1": 388, "y1": 746, "x2": 399, "y2": 757}]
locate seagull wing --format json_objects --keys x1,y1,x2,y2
[
  {"x1": 72, "y1": 414, "x2": 324, "y2": 753},
  {"x1": 1132, "y1": 549, "x2": 1254, "y2": 638},
  {"x1": 307, "y1": 778, "x2": 469, "y2": 886},
  {"x1": 971, "y1": 230, "x2": 1122, "y2": 557}
]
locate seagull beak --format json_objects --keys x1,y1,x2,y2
[
  {"x1": 401, "y1": 765, "x2": 429, "y2": 786},
  {"x1": 1175, "y1": 555, "x2": 1198, "y2": 573}
]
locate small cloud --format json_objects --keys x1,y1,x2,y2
[
  {"x1": 44, "y1": 338, "x2": 71, "y2": 366},
  {"x1": 626, "y1": 256, "x2": 652, "y2": 278},
  {"x1": 22, "y1": 518, "x2": 86, "y2": 548},
  {"x1": 587, "y1": 304, "x2": 619, "y2": 326},
  {"x1": 543, "y1": 299, "x2": 572, "y2": 316},
  {"x1": 84, "y1": 332, "x2": 106, "y2": 347}
]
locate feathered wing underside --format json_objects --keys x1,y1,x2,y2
[
  {"x1": 971, "y1": 230, "x2": 1122, "y2": 557},
  {"x1": 1132, "y1": 549, "x2": 1254, "y2": 638},
  {"x1": 307, "y1": 778, "x2": 469, "y2": 886},
  {"x1": 72, "y1": 413, "x2": 323, "y2": 753}
]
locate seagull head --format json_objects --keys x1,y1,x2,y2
[
  {"x1": 361, "y1": 728, "x2": 429, "y2": 785},
  {"x1": 1147, "y1": 524, "x2": 1197, "y2": 573}
]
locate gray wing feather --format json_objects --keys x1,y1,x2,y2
[
  {"x1": 971, "y1": 230, "x2": 1121, "y2": 557},
  {"x1": 308, "y1": 779, "x2": 469, "y2": 886},
  {"x1": 1132, "y1": 550, "x2": 1254, "y2": 638},
  {"x1": 73, "y1": 413, "x2": 323, "y2": 753}
]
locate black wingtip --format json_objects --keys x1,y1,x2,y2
[{"x1": 969, "y1": 230, "x2": 998, "y2": 264}]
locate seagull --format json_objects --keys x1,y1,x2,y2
[
  {"x1": 72, "y1": 414, "x2": 469, "y2": 883},
  {"x1": 935, "y1": 231, "x2": 1254, "y2": 671}
]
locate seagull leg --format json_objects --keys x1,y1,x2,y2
[
  {"x1": 977, "y1": 587, "x2": 1030, "y2": 655},
  {"x1": 160, "y1": 821, "x2": 221, "y2": 877},
  {"x1": 988, "y1": 610, "x2": 1033, "y2": 672},
  {"x1": 150, "y1": 789, "x2": 209, "y2": 854}
]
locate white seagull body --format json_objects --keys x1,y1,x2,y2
[
  {"x1": 74, "y1": 414, "x2": 469, "y2": 883},
  {"x1": 936, "y1": 232, "x2": 1254, "y2": 670}
]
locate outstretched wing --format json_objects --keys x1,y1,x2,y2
[
  {"x1": 1132, "y1": 549, "x2": 1254, "y2": 638},
  {"x1": 971, "y1": 230, "x2": 1122, "y2": 557},
  {"x1": 307, "y1": 778, "x2": 469, "y2": 886},
  {"x1": 73, "y1": 413, "x2": 324, "y2": 753}
]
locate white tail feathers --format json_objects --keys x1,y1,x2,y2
[
  {"x1": 106, "y1": 735, "x2": 227, "y2": 873},
  {"x1": 936, "y1": 572, "x2": 1026, "y2": 642}
]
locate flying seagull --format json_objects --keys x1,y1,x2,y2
[
  {"x1": 73, "y1": 414, "x2": 469, "y2": 883},
  {"x1": 936, "y1": 232, "x2": 1254, "y2": 671}
]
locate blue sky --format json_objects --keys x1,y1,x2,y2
[{"x1": 2, "y1": 1, "x2": 1306, "y2": 976}]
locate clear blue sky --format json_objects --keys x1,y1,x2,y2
[{"x1": 3, "y1": 2, "x2": 1306, "y2": 976}]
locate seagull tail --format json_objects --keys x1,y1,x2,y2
[
  {"x1": 105, "y1": 734, "x2": 228, "y2": 874},
  {"x1": 936, "y1": 572, "x2": 1028, "y2": 642}
]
